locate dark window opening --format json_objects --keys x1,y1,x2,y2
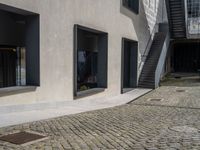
[
  {"x1": 0, "y1": 48, "x2": 16, "y2": 88},
  {"x1": 74, "y1": 25, "x2": 108, "y2": 96},
  {"x1": 0, "y1": 4, "x2": 40, "y2": 89},
  {"x1": 123, "y1": 0, "x2": 139, "y2": 14},
  {"x1": 0, "y1": 47, "x2": 26, "y2": 88},
  {"x1": 121, "y1": 38, "x2": 138, "y2": 93}
]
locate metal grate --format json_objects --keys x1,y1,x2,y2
[
  {"x1": 148, "y1": 98, "x2": 163, "y2": 102},
  {"x1": 174, "y1": 76, "x2": 181, "y2": 79},
  {"x1": 187, "y1": 0, "x2": 200, "y2": 34},
  {"x1": 0, "y1": 131, "x2": 47, "y2": 145},
  {"x1": 176, "y1": 89, "x2": 186, "y2": 92}
]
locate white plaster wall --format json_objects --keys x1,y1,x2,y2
[
  {"x1": 137, "y1": 0, "x2": 168, "y2": 75},
  {"x1": 0, "y1": 0, "x2": 167, "y2": 106},
  {"x1": 143, "y1": 0, "x2": 168, "y2": 31}
]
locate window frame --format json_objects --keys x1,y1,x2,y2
[
  {"x1": 73, "y1": 24, "x2": 108, "y2": 98},
  {"x1": 122, "y1": 0, "x2": 139, "y2": 14},
  {"x1": 0, "y1": 4, "x2": 40, "y2": 96}
]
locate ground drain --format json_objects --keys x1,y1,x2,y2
[
  {"x1": 176, "y1": 89, "x2": 186, "y2": 93},
  {"x1": 174, "y1": 76, "x2": 181, "y2": 79},
  {"x1": 169, "y1": 126, "x2": 198, "y2": 133},
  {"x1": 0, "y1": 131, "x2": 47, "y2": 145},
  {"x1": 148, "y1": 98, "x2": 163, "y2": 102}
]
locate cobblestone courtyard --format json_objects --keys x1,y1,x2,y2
[{"x1": 1, "y1": 76, "x2": 200, "y2": 149}]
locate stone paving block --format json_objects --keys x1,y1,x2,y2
[{"x1": 1, "y1": 84, "x2": 200, "y2": 149}]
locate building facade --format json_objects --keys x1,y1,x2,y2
[{"x1": 0, "y1": 0, "x2": 167, "y2": 109}]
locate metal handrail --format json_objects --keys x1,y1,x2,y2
[
  {"x1": 142, "y1": 23, "x2": 158, "y2": 58},
  {"x1": 138, "y1": 23, "x2": 158, "y2": 71}
]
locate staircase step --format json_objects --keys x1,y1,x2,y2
[
  {"x1": 139, "y1": 80, "x2": 155, "y2": 84},
  {"x1": 166, "y1": 0, "x2": 186, "y2": 38},
  {"x1": 140, "y1": 75, "x2": 155, "y2": 79},
  {"x1": 139, "y1": 31, "x2": 167, "y2": 89},
  {"x1": 138, "y1": 84, "x2": 155, "y2": 89}
]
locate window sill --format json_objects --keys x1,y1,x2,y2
[
  {"x1": 123, "y1": 5, "x2": 139, "y2": 15},
  {"x1": 75, "y1": 88, "x2": 105, "y2": 99},
  {"x1": 0, "y1": 86, "x2": 37, "y2": 97},
  {"x1": 122, "y1": 88, "x2": 134, "y2": 94}
]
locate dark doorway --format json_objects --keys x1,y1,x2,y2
[
  {"x1": 121, "y1": 38, "x2": 138, "y2": 93},
  {"x1": 0, "y1": 48, "x2": 16, "y2": 88},
  {"x1": 172, "y1": 41, "x2": 200, "y2": 73},
  {"x1": 74, "y1": 25, "x2": 108, "y2": 97}
]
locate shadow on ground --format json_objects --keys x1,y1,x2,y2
[
  {"x1": 161, "y1": 73, "x2": 200, "y2": 87},
  {"x1": 132, "y1": 73, "x2": 200, "y2": 109}
]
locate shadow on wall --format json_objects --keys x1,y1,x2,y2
[{"x1": 120, "y1": 0, "x2": 164, "y2": 58}]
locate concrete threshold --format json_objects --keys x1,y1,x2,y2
[{"x1": 0, "y1": 88, "x2": 152, "y2": 128}]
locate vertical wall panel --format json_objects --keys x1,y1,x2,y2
[{"x1": 25, "y1": 15, "x2": 40, "y2": 86}]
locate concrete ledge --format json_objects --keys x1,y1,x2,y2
[
  {"x1": 75, "y1": 88, "x2": 105, "y2": 99},
  {"x1": 0, "y1": 86, "x2": 37, "y2": 97},
  {"x1": 0, "y1": 88, "x2": 152, "y2": 128}
]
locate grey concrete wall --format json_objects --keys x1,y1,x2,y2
[{"x1": 0, "y1": 0, "x2": 167, "y2": 106}]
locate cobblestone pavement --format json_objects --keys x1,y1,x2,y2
[
  {"x1": 1, "y1": 77, "x2": 200, "y2": 149},
  {"x1": 133, "y1": 75, "x2": 200, "y2": 108}
]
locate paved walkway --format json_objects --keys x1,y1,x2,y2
[
  {"x1": 0, "y1": 76, "x2": 200, "y2": 149},
  {"x1": 0, "y1": 88, "x2": 151, "y2": 128},
  {"x1": 133, "y1": 79, "x2": 200, "y2": 109}
]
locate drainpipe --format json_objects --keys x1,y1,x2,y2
[{"x1": 184, "y1": 0, "x2": 188, "y2": 38}]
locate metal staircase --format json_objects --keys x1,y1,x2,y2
[
  {"x1": 165, "y1": 0, "x2": 186, "y2": 38},
  {"x1": 138, "y1": 31, "x2": 167, "y2": 89}
]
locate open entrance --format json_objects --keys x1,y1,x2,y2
[
  {"x1": 0, "y1": 4, "x2": 40, "y2": 90},
  {"x1": 161, "y1": 40, "x2": 200, "y2": 87},
  {"x1": 74, "y1": 25, "x2": 108, "y2": 97},
  {"x1": 171, "y1": 41, "x2": 200, "y2": 73},
  {"x1": 121, "y1": 38, "x2": 138, "y2": 93}
]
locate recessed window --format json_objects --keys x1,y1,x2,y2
[
  {"x1": 0, "y1": 47, "x2": 26, "y2": 88},
  {"x1": 121, "y1": 38, "x2": 138, "y2": 93},
  {"x1": 0, "y1": 4, "x2": 40, "y2": 89},
  {"x1": 123, "y1": 0, "x2": 139, "y2": 14},
  {"x1": 74, "y1": 25, "x2": 108, "y2": 97}
]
